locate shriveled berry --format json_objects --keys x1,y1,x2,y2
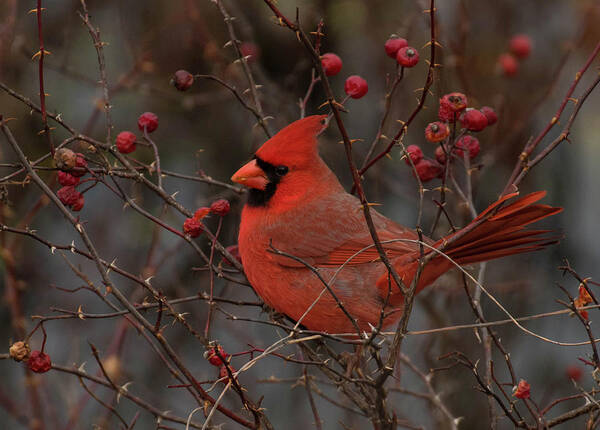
[
  {"x1": 222, "y1": 244, "x2": 242, "y2": 266},
  {"x1": 171, "y1": 70, "x2": 194, "y2": 91},
  {"x1": 414, "y1": 159, "x2": 442, "y2": 182},
  {"x1": 240, "y1": 42, "x2": 260, "y2": 63},
  {"x1": 71, "y1": 153, "x2": 88, "y2": 177},
  {"x1": 9, "y1": 341, "x2": 30, "y2": 362},
  {"x1": 509, "y1": 34, "x2": 532, "y2": 59},
  {"x1": 499, "y1": 53, "x2": 518, "y2": 77},
  {"x1": 57, "y1": 186, "x2": 80, "y2": 206},
  {"x1": 210, "y1": 199, "x2": 230, "y2": 216},
  {"x1": 459, "y1": 108, "x2": 488, "y2": 131},
  {"x1": 384, "y1": 36, "x2": 408, "y2": 58},
  {"x1": 54, "y1": 148, "x2": 78, "y2": 171},
  {"x1": 219, "y1": 364, "x2": 236, "y2": 381},
  {"x1": 396, "y1": 46, "x2": 419, "y2": 67},
  {"x1": 27, "y1": 350, "x2": 51, "y2": 373},
  {"x1": 425, "y1": 122, "x2": 450, "y2": 143},
  {"x1": 58, "y1": 171, "x2": 80, "y2": 186},
  {"x1": 183, "y1": 217, "x2": 203, "y2": 237},
  {"x1": 194, "y1": 207, "x2": 211, "y2": 220},
  {"x1": 454, "y1": 135, "x2": 480, "y2": 159},
  {"x1": 344, "y1": 75, "x2": 368, "y2": 99},
  {"x1": 480, "y1": 106, "x2": 498, "y2": 126},
  {"x1": 434, "y1": 145, "x2": 447, "y2": 164},
  {"x1": 138, "y1": 112, "x2": 158, "y2": 133},
  {"x1": 116, "y1": 131, "x2": 137, "y2": 154},
  {"x1": 513, "y1": 379, "x2": 530, "y2": 399},
  {"x1": 404, "y1": 145, "x2": 423, "y2": 165},
  {"x1": 71, "y1": 194, "x2": 85, "y2": 212},
  {"x1": 205, "y1": 345, "x2": 229, "y2": 367},
  {"x1": 321, "y1": 53, "x2": 343, "y2": 76}
]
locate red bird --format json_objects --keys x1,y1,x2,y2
[{"x1": 232, "y1": 115, "x2": 562, "y2": 334}]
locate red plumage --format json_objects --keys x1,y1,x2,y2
[{"x1": 232, "y1": 116, "x2": 562, "y2": 334}]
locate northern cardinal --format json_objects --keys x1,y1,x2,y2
[{"x1": 232, "y1": 115, "x2": 562, "y2": 334}]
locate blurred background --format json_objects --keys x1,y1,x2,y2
[{"x1": 1, "y1": 0, "x2": 600, "y2": 428}]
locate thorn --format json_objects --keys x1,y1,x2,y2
[
  {"x1": 50, "y1": 246, "x2": 56, "y2": 254},
  {"x1": 70, "y1": 240, "x2": 76, "y2": 253},
  {"x1": 385, "y1": 153, "x2": 393, "y2": 160},
  {"x1": 170, "y1": 191, "x2": 179, "y2": 198},
  {"x1": 145, "y1": 276, "x2": 154, "y2": 284},
  {"x1": 78, "y1": 361, "x2": 87, "y2": 373},
  {"x1": 28, "y1": 8, "x2": 46, "y2": 14},
  {"x1": 117, "y1": 381, "x2": 133, "y2": 403},
  {"x1": 75, "y1": 223, "x2": 83, "y2": 233},
  {"x1": 31, "y1": 50, "x2": 51, "y2": 60},
  {"x1": 77, "y1": 305, "x2": 85, "y2": 320}
]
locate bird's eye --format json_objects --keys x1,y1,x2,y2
[{"x1": 275, "y1": 165, "x2": 289, "y2": 176}]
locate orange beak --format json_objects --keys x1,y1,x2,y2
[{"x1": 231, "y1": 159, "x2": 268, "y2": 190}]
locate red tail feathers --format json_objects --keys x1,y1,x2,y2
[{"x1": 379, "y1": 192, "x2": 562, "y2": 301}]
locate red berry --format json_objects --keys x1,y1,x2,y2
[
  {"x1": 205, "y1": 345, "x2": 229, "y2": 367},
  {"x1": 27, "y1": 350, "x2": 51, "y2": 373},
  {"x1": 454, "y1": 135, "x2": 480, "y2": 159},
  {"x1": 566, "y1": 365, "x2": 583, "y2": 382},
  {"x1": 499, "y1": 53, "x2": 518, "y2": 77},
  {"x1": 183, "y1": 217, "x2": 203, "y2": 237},
  {"x1": 71, "y1": 194, "x2": 85, "y2": 212},
  {"x1": 321, "y1": 53, "x2": 343, "y2": 76},
  {"x1": 425, "y1": 122, "x2": 450, "y2": 143},
  {"x1": 223, "y1": 244, "x2": 242, "y2": 267},
  {"x1": 459, "y1": 108, "x2": 488, "y2": 131},
  {"x1": 509, "y1": 34, "x2": 532, "y2": 59},
  {"x1": 210, "y1": 199, "x2": 230, "y2": 216},
  {"x1": 57, "y1": 186, "x2": 80, "y2": 206},
  {"x1": 71, "y1": 153, "x2": 88, "y2": 177},
  {"x1": 396, "y1": 46, "x2": 419, "y2": 67},
  {"x1": 344, "y1": 75, "x2": 368, "y2": 99},
  {"x1": 404, "y1": 145, "x2": 424, "y2": 165},
  {"x1": 171, "y1": 70, "x2": 194, "y2": 91},
  {"x1": 480, "y1": 106, "x2": 498, "y2": 126},
  {"x1": 240, "y1": 42, "x2": 260, "y2": 63},
  {"x1": 138, "y1": 112, "x2": 158, "y2": 133},
  {"x1": 57, "y1": 171, "x2": 80, "y2": 186},
  {"x1": 116, "y1": 131, "x2": 137, "y2": 154},
  {"x1": 194, "y1": 207, "x2": 211, "y2": 220},
  {"x1": 384, "y1": 37, "x2": 408, "y2": 58},
  {"x1": 513, "y1": 379, "x2": 530, "y2": 399},
  {"x1": 414, "y1": 159, "x2": 442, "y2": 182},
  {"x1": 440, "y1": 92, "x2": 468, "y2": 113},
  {"x1": 434, "y1": 145, "x2": 447, "y2": 164}
]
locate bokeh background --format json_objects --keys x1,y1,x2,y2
[{"x1": 1, "y1": 0, "x2": 600, "y2": 428}]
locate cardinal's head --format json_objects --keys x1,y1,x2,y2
[{"x1": 231, "y1": 115, "x2": 333, "y2": 208}]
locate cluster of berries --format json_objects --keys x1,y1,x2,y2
[
  {"x1": 54, "y1": 148, "x2": 88, "y2": 211},
  {"x1": 405, "y1": 92, "x2": 498, "y2": 182},
  {"x1": 9, "y1": 342, "x2": 51, "y2": 373},
  {"x1": 499, "y1": 34, "x2": 532, "y2": 77},
  {"x1": 204, "y1": 345, "x2": 235, "y2": 382},
  {"x1": 384, "y1": 36, "x2": 420, "y2": 68},
  {"x1": 115, "y1": 112, "x2": 159, "y2": 154},
  {"x1": 183, "y1": 199, "x2": 230, "y2": 237},
  {"x1": 320, "y1": 52, "x2": 369, "y2": 99},
  {"x1": 320, "y1": 35, "x2": 419, "y2": 101}
]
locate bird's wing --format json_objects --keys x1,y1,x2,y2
[{"x1": 266, "y1": 192, "x2": 421, "y2": 268}]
